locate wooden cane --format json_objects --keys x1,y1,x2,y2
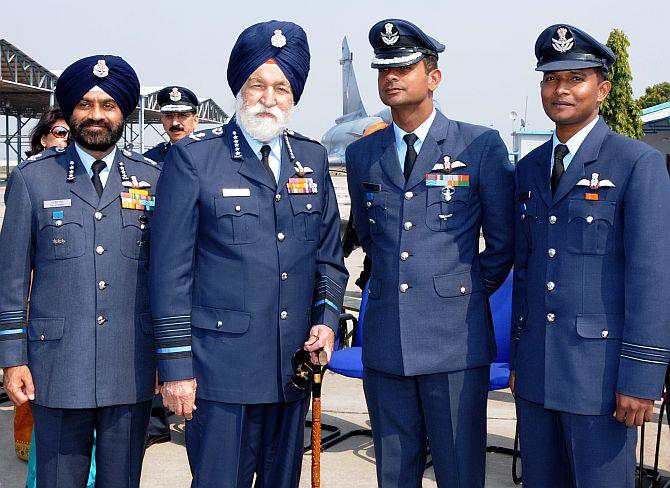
[{"x1": 311, "y1": 350, "x2": 327, "y2": 488}]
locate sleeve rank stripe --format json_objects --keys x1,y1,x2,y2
[
  {"x1": 621, "y1": 341, "x2": 670, "y2": 353},
  {"x1": 316, "y1": 276, "x2": 344, "y2": 293},
  {"x1": 620, "y1": 354, "x2": 669, "y2": 365},
  {"x1": 313, "y1": 298, "x2": 340, "y2": 312},
  {"x1": 156, "y1": 345, "x2": 192, "y2": 354},
  {"x1": 153, "y1": 315, "x2": 191, "y2": 324}
]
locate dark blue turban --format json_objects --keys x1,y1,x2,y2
[
  {"x1": 227, "y1": 20, "x2": 311, "y2": 104},
  {"x1": 55, "y1": 55, "x2": 140, "y2": 121}
]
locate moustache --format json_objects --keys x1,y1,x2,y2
[
  {"x1": 169, "y1": 126, "x2": 184, "y2": 131},
  {"x1": 79, "y1": 119, "x2": 112, "y2": 131}
]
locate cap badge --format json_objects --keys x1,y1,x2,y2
[
  {"x1": 381, "y1": 22, "x2": 399, "y2": 46},
  {"x1": 552, "y1": 27, "x2": 574, "y2": 53},
  {"x1": 93, "y1": 59, "x2": 109, "y2": 78},
  {"x1": 169, "y1": 87, "x2": 182, "y2": 102},
  {"x1": 271, "y1": 29, "x2": 287, "y2": 48}
]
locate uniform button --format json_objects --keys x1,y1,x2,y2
[
  {"x1": 96, "y1": 245, "x2": 105, "y2": 255},
  {"x1": 366, "y1": 201, "x2": 372, "y2": 208},
  {"x1": 601, "y1": 330, "x2": 609, "y2": 338},
  {"x1": 55, "y1": 220, "x2": 62, "y2": 227},
  {"x1": 40, "y1": 334, "x2": 45, "y2": 341},
  {"x1": 140, "y1": 224, "x2": 146, "y2": 230},
  {"x1": 547, "y1": 313, "x2": 556, "y2": 323},
  {"x1": 216, "y1": 320, "x2": 223, "y2": 329},
  {"x1": 548, "y1": 248, "x2": 556, "y2": 258},
  {"x1": 400, "y1": 251, "x2": 409, "y2": 261},
  {"x1": 460, "y1": 286, "x2": 467, "y2": 294},
  {"x1": 277, "y1": 232, "x2": 285, "y2": 242},
  {"x1": 280, "y1": 310, "x2": 288, "y2": 320},
  {"x1": 97, "y1": 315, "x2": 106, "y2": 325},
  {"x1": 281, "y1": 272, "x2": 288, "y2": 281},
  {"x1": 275, "y1": 194, "x2": 282, "y2": 202},
  {"x1": 399, "y1": 283, "x2": 409, "y2": 293},
  {"x1": 404, "y1": 191, "x2": 414, "y2": 200},
  {"x1": 403, "y1": 221, "x2": 413, "y2": 231},
  {"x1": 306, "y1": 203, "x2": 313, "y2": 210},
  {"x1": 94, "y1": 212, "x2": 103, "y2": 221},
  {"x1": 235, "y1": 205, "x2": 241, "y2": 212},
  {"x1": 519, "y1": 316, "x2": 524, "y2": 322},
  {"x1": 586, "y1": 215, "x2": 594, "y2": 224},
  {"x1": 546, "y1": 281, "x2": 555, "y2": 291},
  {"x1": 98, "y1": 281, "x2": 107, "y2": 290},
  {"x1": 549, "y1": 215, "x2": 557, "y2": 224}
]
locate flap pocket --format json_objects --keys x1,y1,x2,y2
[
  {"x1": 520, "y1": 197, "x2": 538, "y2": 217},
  {"x1": 367, "y1": 276, "x2": 382, "y2": 299},
  {"x1": 215, "y1": 197, "x2": 260, "y2": 217},
  {"x1": 426, "y1": 186, "x2": 469, "y2": 206},
  {"x1": 434, "y1": 270, "x2": 484, "y2": 298},
  {"x1": 28, "y1": 318, "x2": 65, "y2": 341},
  {"x1": 121, "y1": 210, "x2": 151, "y2": 229},
  {"x1": 38, "y1": 208, "x2": 83, "y2": 230},
  {"x1": 191, "y1": 306, "x2": 251, "y2": 334},
  {"x1": 140, "y1": 313, "x2": 153, "y2": 335},
  {"x1": 288, "y1": 195, "x2": 323, "y2": 215},
  {"x1": 576, "y1": 314, "x2": 624, "y2": 339},
  {"x1": 364, "y1": 191, "x2": 387, "y2": 209},
  {"x1": 568, "y1": 200, "x2": 615, "y2": 224}
]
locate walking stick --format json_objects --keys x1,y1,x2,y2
[{"x1": 311, "y1": 361, "x2": 323, "y2": 488}]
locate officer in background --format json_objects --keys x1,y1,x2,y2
[
  {"x1": 510, "y1": 25, "x2": 670, "y2": 486},
  {"x1": 144, "y1": 85, "x2": 200, "y2": 166},
  {"x1": 0, "y1": 55, "x2": 160, "y2": 487},
  {"x1": 149, "y1": 21, "x2": 348, "y2": 487},
  {"x1": 346, "y1": 19, "x2": 514, "y2": 487}
]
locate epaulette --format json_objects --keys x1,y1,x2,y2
[
  {"x1": 121, "y1": 148, "x2": 161, "y2": 169},
  {"x1": 19, "y1": 147, "x2": 59, "y2": 167},
  {"x1": 183, "y1": 127, "x2": 225, "y2": 146},
  {"x1": 285, "y1": 128, "x2": 321, "y2": 145}
]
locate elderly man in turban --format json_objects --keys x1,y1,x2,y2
[
  {"x1": 149, "y1": 20, "x2": 348, "y2": 487},
  {"x1": 0, "y1": 55, "x2": 160, "y2": 487}
]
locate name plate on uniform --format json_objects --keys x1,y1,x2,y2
[
  {"x1": 222, "y1": 188, "x2": 251, "y2": 197},
  {"x1": 121, "y1": 188, "x2": 155, "y2": 211},
  {"x1": 425, "y1": 174, "x2": 470, "y2": 187},
  {"x1": 43, "y1": 199, "x2": 72, "y2": 208},
  {"x1": 287, "y1": 177, "x2": 318, "y2": 194}
]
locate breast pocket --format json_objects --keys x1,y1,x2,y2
[
  {"x1": 289, "y1": 196, "x2": 322, "y2": 241},
  {"x1": 363, "y1": 191, "x2": 388, "y2": 235},
  {"x1": 425, "y1": 186, "x2": 469, "y2": 231},
  {"x1": 567, "y1": 200, "x2": 616, "y2": 255},
  {"x1": 120, "y1": 210, "x2": 151, "y2": 260},
  {"x1": 214, "y1": 197, "x2": 261, "y2": 245},
  {"x1": 38, "y1": 209, "x2": 85, "y2": 260},
  {"x1": 520, "y1": 197, "x2": 538, "y2": 250}
]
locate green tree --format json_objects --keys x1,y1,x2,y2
[
  {"x1": 600, "y1": 29, "x2": 643, "y2": 139},
  {"x1": 637, "y1": 82, "x2": 670, "y2": 109}
]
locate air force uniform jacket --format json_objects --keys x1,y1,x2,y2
[
  {"x1": 511, "y1": 117, "x2": 670, "y2": 414},
  {"x1": 144, "y1": 142, "x2": 169, "y2": 166},
  {"x1": 149, "y1": 121, "x2": 348, "y2": 404},
  {"x1": 0, "y1": 145, "x2": 161, "y2": 408},
  {"x1": 346, "y1": 110, "x2": 515, "y2": 376}
]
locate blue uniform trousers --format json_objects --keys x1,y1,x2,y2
[
  {"x1": 363, "y1": 366, "x2": 489, "y2": 487},
  {"x1": 516, "y1": 396, "x2": 636, "y2": 487},
  {"x1": 31, "y1": 400, "x2": 151, "y2": 488},
  {"x1": 185, "y1": 397, "x2": 309, "y2": 488}
]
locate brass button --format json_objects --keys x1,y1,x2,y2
[
  {"x1": 400, "y1": 251, "x2": 409, "y2": 261},
  {"x1": 98, "y1": 281, "x2": 107, "y2": 290},
  {"x1": 547, "y1": 313, "x2": 556, "y2": 323},
  {"x1": 403, "y1": 221, "x2": 413, "y2": 231},
  {"x1": 404, "y1": 191, "x2": 414, "y2": 200},
  {"x1": 277, "y1": 232, "x2": 285, "y2": 242},
  {"x1": 548, "y1": 248, "x2": 556, "y2": 258},
  {"x1": 280, "y1": 310, "x2": 288, "y2": 320},
  {"x1": 96, "y1": 245, "x2": 105, "y2": 255},
  {"x1": 549, "y1": 215, "x2": 557, "y2": 224},
  {"x1": 94, "y1": 212, "x2": 103, "y2": 221},
  {"x1": 547, "y1": 281, "x2": 555, "y2": 291}
]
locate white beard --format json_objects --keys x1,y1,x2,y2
[{"x1": 235, "y1": 92, "x2": 294, "y2": 143}]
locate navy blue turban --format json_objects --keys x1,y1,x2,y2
[
  {"x1": 55, "y1": 55, "x2": 140, "y2": 121},
  {"x1": 227, "y1": 20, "x2": 311, "y2": 104}
]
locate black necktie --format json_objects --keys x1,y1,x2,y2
[
  {"x1": 551, "y1": 144, "x2": 569, "y2": 195},
  {"x1": 260, "y1": 145, "x2": 276, "y2": 185},
  {"x1": 403, "y1": 133, "x2": 419, "y2": 182},
  {"x1": 91, "y1": 160, "x2": 107, "y2": 197}
]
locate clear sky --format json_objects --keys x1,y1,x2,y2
[{"x1": 2, "y1": 0, "x2": 669, "y2": 147}]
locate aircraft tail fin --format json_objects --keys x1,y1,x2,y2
[{"x1": 339, "y1": 37, "x2": 367, "y2": 121}]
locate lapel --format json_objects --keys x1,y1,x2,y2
[
  {"x1": 67, "y1": 145, "x2": 100, "y2": 209},
  {"x1": 277, "y1": 138, "x2": 296, "y2": 193},
  {"x1": 98, "y1": 150, "x2": 124, "y2": 211},
  {"x1": 406, "y1": 111, "x2": 453, "y2": 190},
  {"x1": 552, "y1": 117, "x2": 609, "y2": 206},
  {"x1": 533, "y1": 141, "x2": 553, "y2": 208},
  {"x1": 378, "y1": 125, "x2": 405, "y2": 191},
  {"x1": 230, "y1": 120, "x2": 277, "y2": 191}
]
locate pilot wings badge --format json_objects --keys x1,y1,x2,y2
[
  {"x1": 381, "y1": 23, "x2": 399, "y2": 46},
  {"x1": 294, "y1": 160, "x2": 313, "y2": 177},
  {"x1": 576, "y1": 172, "x2": 615, "y2": 190},
  {"x1": 552, "y1": 27, "x2": 575, "y2": 53},
  {"x1": 432, "y1": 155, "x2": 467, "y2": 173}
]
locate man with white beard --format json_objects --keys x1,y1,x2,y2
[{"x1": 149, "y1": 20, "x2": 348, "y2": 488}]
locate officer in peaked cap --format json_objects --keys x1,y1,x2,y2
[
  {"x1": 0, "y1": 55, "x2": 160, "y2": 487},
  {"x1": 347, "y1": 19, "x2": 514, "y2": 487},
  {"x1": 510, "y1": 24, "x2": 670, "y2": 487},
  {"x1": 144, "y1": 86, "x2": 200, "y2": 166},
  {"x1": 149, "y1": 20, "x2": 347, "y2": 487}
]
